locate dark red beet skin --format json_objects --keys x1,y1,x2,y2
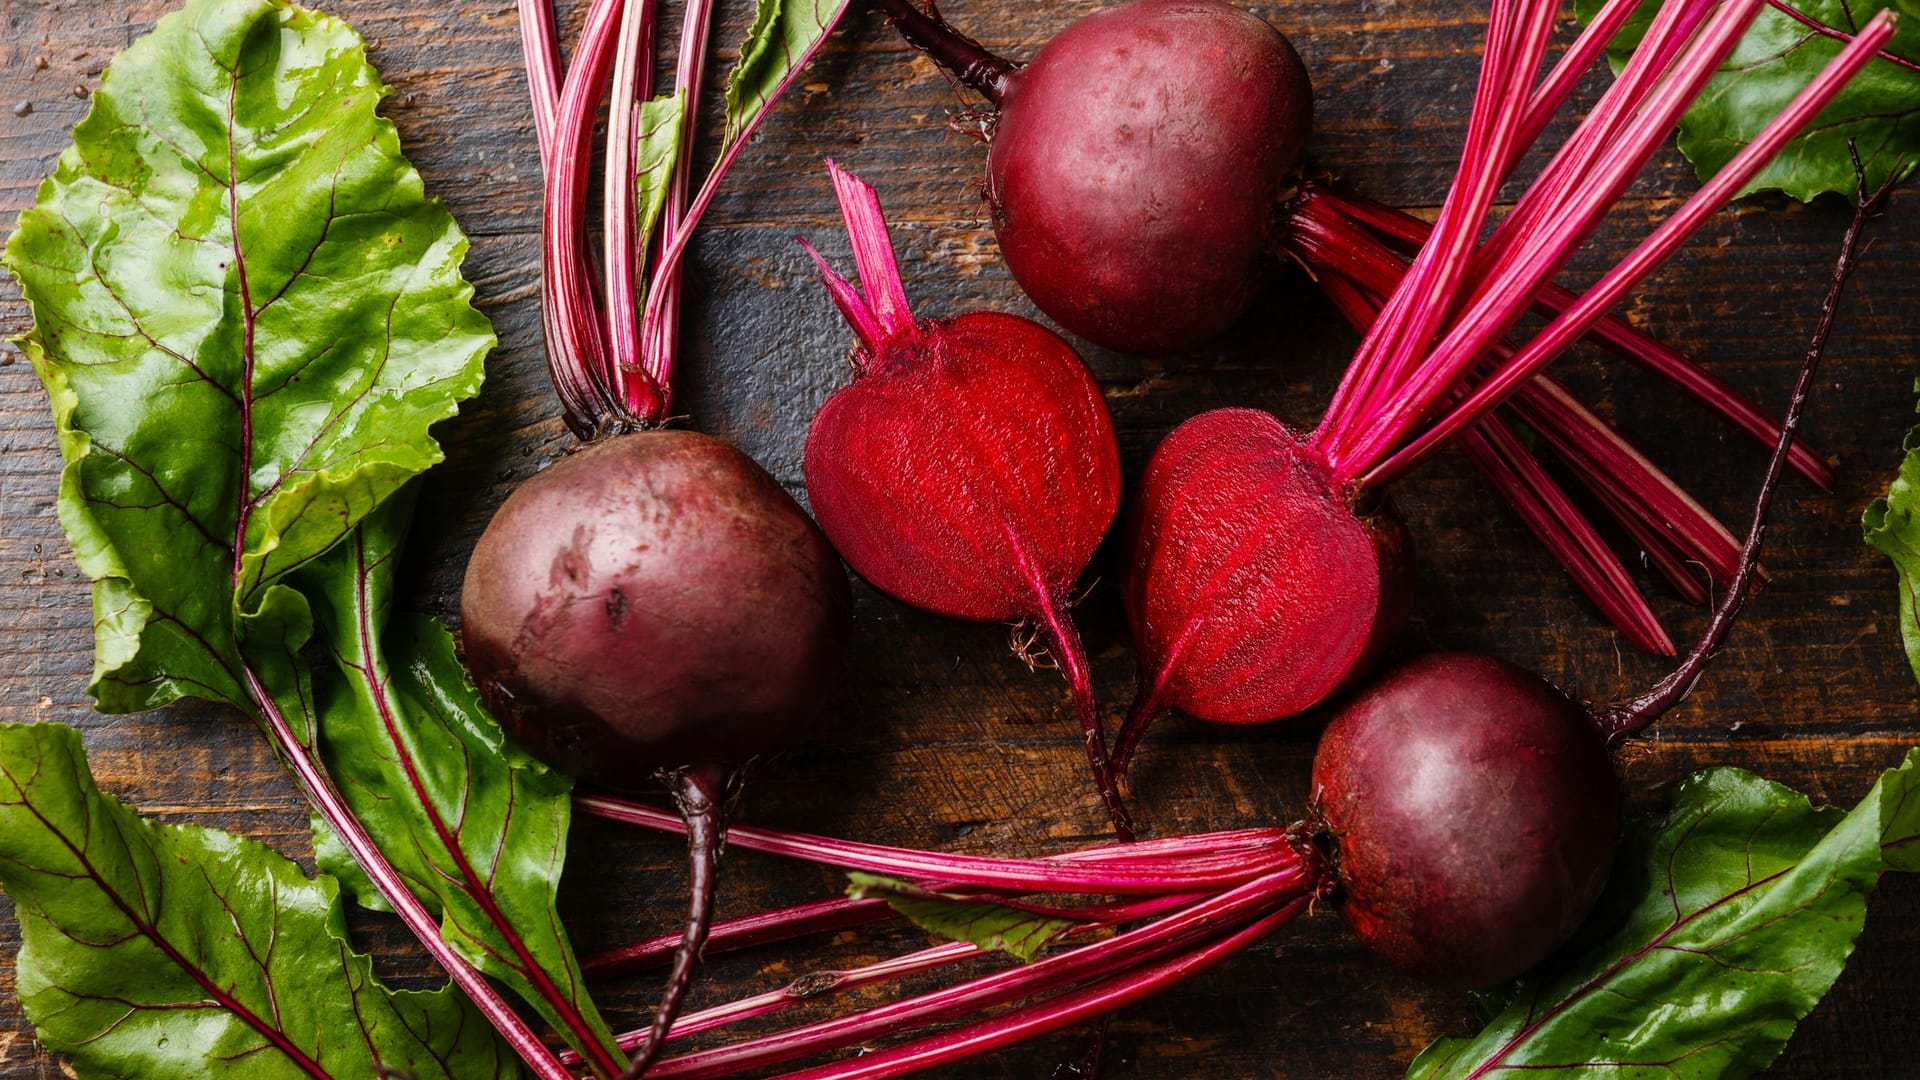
[
  {"x1": 1312, "y1": 653, "x2": 1621, "y2": 987},
  {"x1": 805, "y1": 311, "x2": 1120, "y2": 623},
  {"x1": 461, "y1": 430, "x2": 851, "y2": 787},
  {"x1": 985, "y1": 0, "x2": 1313, "y2": 353},
  {"x1": 1122, "y1": 408, "x2": 1409, "y2": 729}
]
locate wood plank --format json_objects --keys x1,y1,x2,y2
[{"x1": 1, "y1": 0, "x2": 1917, "y2": 1075}]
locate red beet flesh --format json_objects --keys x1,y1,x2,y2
[
  {"x1": 1122, "y1": 408, "x2": 1408, "y2": 730},
  {"x1": 461, "y1": 430, "x2": 851, "y2": 786},
  {"x1": 805, "y1": 311, "x2": 1121, "y2": 623},
  {"x1": 1312, "y1": 652, "x2": 1621, "y2": 987},
  {"x1": 986, "y1": 0, "x2": 1312, "y2": 353}
]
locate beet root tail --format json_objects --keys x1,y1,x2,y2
[{"x1": 621, "y1": 763, "x2": 733, "y2": 1079}]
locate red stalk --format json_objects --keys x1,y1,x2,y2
[
  {"x1": 585, "y1": 895, "x2": 897, "y2": 979},
  {"x1": 564, "y1": 893, "x2": 1206, "y2": 1064},
  {"x1": 1361, "y1": 12, "x2": 1897, "y2": 488},
  {"x1": 603, "y1": 0, "x2": 660, "y2": 412},
  {"x1": 1332, "y1": 0, "x2": 1771, "y2": 479},
  {"x1": 648, "y1": 874, "x2": 1309, "y2": 1079},
  {"x1": 1302, "y1": 184, "x2": 1833, "y2": 489},
  {"x1": 576, "y1": 793, "x2": 1297, "y2": 892},
  {"x1": 250, "y1": 676, "x2": 577, "y2": 1080},
  {"x1": 759, "y1": 898, "x2": 1310, "y2": 1080}
]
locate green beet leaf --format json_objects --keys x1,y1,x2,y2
[
  {"x1": 722, "y1": 0, "x2": 853, "y2": 150},
  {"x1": 1409, "y1": 748, "x2": 1920, "y2": 1080},
  {"x1": 300, "y1": 497, "x2": 621, "y2": 1065},
  {"x1": 1574, "y1": 0, "x2": 1920, "y2": 201},
  {"x1": 0, "y1": 721, "x2": 518, "y2": 1079},
  {"x1": 846, "y1": 872, "x2": 1080, "y2": 962},
  {"x1": 1863, "y1": 385, "x2": 1920, "y2": 682},
  {"x1": 2, "y1": 0, "x2": 492, "y2": 717}
]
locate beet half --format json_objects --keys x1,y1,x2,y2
[
  {"x1": 1120, "y1": 409, "x2": 1409, "y2": 735},
  {"x1": 801, "y1": 162, "x2": 1132, "y2": 837}
]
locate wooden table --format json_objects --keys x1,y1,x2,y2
[{"x1": 2, "y1": 0, "x2": 1916, "y2": 1075}]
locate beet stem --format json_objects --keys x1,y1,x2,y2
[
  {"x1": 1335, "y1": 0, "x2": 1769, "y2": 480},
  {"x1": 872, "y1": 0, "x2": 1018, "y2": 107},
  {"x1": 584, "y1": 895, "x2": 895, "y2": 980},
  {"x1": 619, "y1": 764, "x2": 733, "y2": 1079},
  {"x1": 1357, "y1": 11, "x2": 1896, "y2": 487},
  {"x1": 541, "y1": 0, "x2": 632, "y2": 435},
  {"x1": 249, "y1": 676, "x2": 577, "y2": 1079},
  {"x1": 603, "y1": 0, "x2": 663, "y2": 414},
  {"x1": 569, "y1": 893, "x2": 1202, "y2": 1062},
  {"x1": 751, "y1": 895, "x2": 1310, "y2": 1080},
  {"x1": 516, "y1": 0, "x2": 563, "y2": 159},
  {"x1": 1598, "y1": 154, "x2": 1899, "y2": 744},
  {"x1": 1107, "y1": 687, "x2": 1161, "y2": 779},
  {"x1": 636, "y1": 0, "x2": 716, "y2": 404},
  {"x1": 648, "y1": 874, "x2": 1308, "y2": 1079},
  {"x1": 1304, "y1": 185, "x2": 1833, "y2": 489},
  {"x1": 576, "y1": 793, "x2": 1297, "y2": 891}
]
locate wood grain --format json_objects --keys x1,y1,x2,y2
[{"x1": 1, "y1": 0, "x2": 1917, "y2": 1075}]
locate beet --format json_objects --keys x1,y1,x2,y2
[
  {"x1": 981, "y1": 0, "x2": 1312, "y2": 352},
  {"x1": 801, "y1": 162, "x2": 1132, "y2": 837},
  {"x1": 462, "y1": 430, "x2": 849, "y2": 782},
  {"x1": 1311, "y1": 653, "x2": 1620, "y2": 986}
]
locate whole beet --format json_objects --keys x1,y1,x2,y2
[
  {"x1": 1312, "y1": 653, "x2": 1621, "y2": 987},
  {"x1": 461, "y1": 430, "x2": 851, "y2": 786},
  {"x1": 982, "y1": 0, "x2": 1313, "y2": 352}
]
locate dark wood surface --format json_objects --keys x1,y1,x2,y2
[{"x1": 2, "y1": 0, "x2": 1918, "y2": 1075}]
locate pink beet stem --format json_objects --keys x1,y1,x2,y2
[
  {"x1": 648, "y1": 873, "x2": 1310, "y2": 1079},
  {"x1": 541, "y1": 0, "x2": 638, "y2": 433},
  {"x1": 1304, "y1": 185, "x2": 1833, "y2": 488},
  {"x1": 826, "y1": 160, "x2": 921, "y2": 342},
  {"x1": 1318, "y1": 271, "x2": 1674, "y2": 655},
  {"x1": 1466, "y1": 418, "x2": 1676, "y2": 655},
  {"x1": 1509, "y1": 377, "x2": 1746, "y2": 585},
  {"x1": 585, "y1": 895, "x2": 894, "y2": 981},
  {"x1": 569, "y1": 893, "x2": 1205, "y2": 1062},
  {"x1": 575, "y1": 793, "x2": 1298, "y2": 891},
  {"x1": 1361, "y1": 11, "x2": 1897, "y2": 488},
  {"x1": 1334, "y1": 0, "x2": 1770, "y2": 482},
  {"x1": 1319, "y1": 0, "x2": 1556, "y2": 443},
  {"x1": 602, "y1": 0, "x2": 660, "y2": 415},
  {"x1": 759, "y1": 897, "x2": 1311, "y2": 1080},
  {"x1": 637, "y1": 0, "x2": 716, "y2": 406},
  {"x1": 516, "y1": 0, "x2": 563, "y2": 160}
]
